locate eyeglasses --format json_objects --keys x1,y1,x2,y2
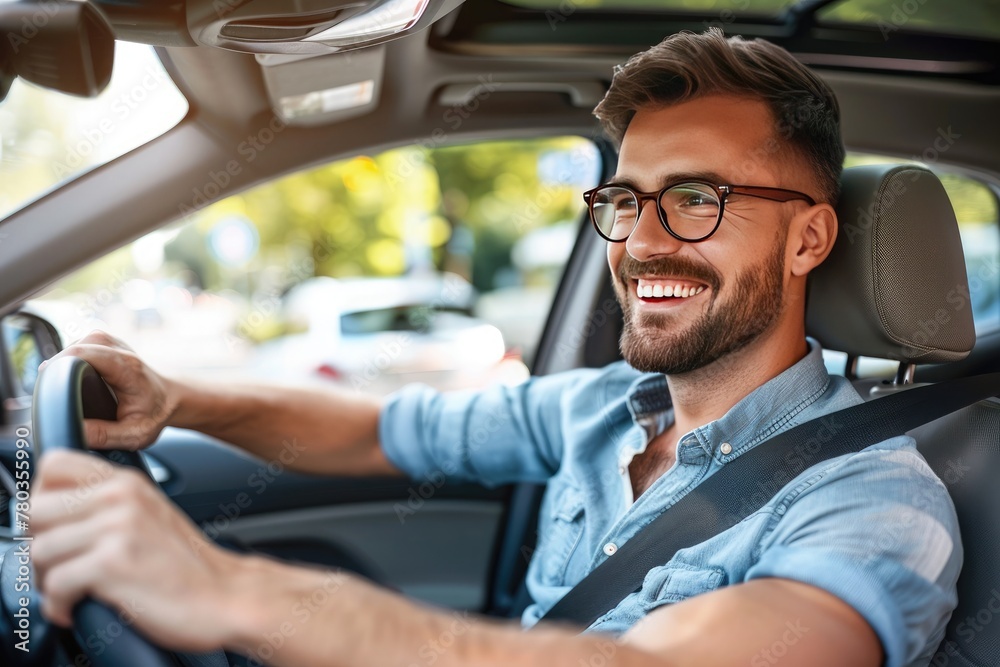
[{"x1": 583, "y1": 180, "x2": 816, "y2": 243}]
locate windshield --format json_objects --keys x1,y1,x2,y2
[{"x1": 0, "y1": 42, "x2": 188, "y2": 221}]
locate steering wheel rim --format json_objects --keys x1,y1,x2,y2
[{"x1": 32, "y1": 355, "x2": 182, "y2": 667}]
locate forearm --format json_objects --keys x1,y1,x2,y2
[
  {"x1": 222, "y1": 555, "x2": 671, "y2": 667},
  {"x1": 165, "y1": 377, "x2": 396, "y2": 476}
]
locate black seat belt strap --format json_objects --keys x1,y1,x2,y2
[{"x1": 538, "y1": 372, "x2": 1000, "y2": 628}]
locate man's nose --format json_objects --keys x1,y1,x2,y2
[{"x1": 624, "y1": 198, "x2": 685, "y2": 262}]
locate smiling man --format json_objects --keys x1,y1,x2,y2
[{"x1": 29, "y1": 29, "x2": 959, "y2": 667}]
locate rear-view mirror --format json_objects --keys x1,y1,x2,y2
[{"x1": 0, "y1": 0, "x2": 115, "y2": 103}]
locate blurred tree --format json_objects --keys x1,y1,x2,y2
[
  {"x1": 160, "y1": 138, "x2": 594, "y2": 294},
  {"x1": 819, "y1": 0, "x2": 1000, "y2": 39}
]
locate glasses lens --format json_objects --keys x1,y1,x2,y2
[
  {"x1": 660, "y1": 183, "x2": 721, "y2": 240},
  {"x1": 591, "y1": 186, "x2": 638, "y2": 241}
]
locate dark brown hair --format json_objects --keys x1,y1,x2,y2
[{"x1": 595, "y1": 28, "x2": 844, "y2": 204}]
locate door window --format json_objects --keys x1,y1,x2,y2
[{"x1": 34, "y1": 138, "x2": 601, "y2": 394}]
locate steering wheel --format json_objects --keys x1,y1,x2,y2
[{"x1": 28, "y1": 355, "x2": 191, "y2": 667}]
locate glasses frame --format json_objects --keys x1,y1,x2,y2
[{"x1": 583, "y1": 180, "x2": 817, "y2": 243}]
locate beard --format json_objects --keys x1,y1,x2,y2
[{"x1": 613, "y1": 239, "x2": 786, "y2": 375}]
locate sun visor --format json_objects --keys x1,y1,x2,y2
[{"x1": 258, "y1": 47, "x2": 384, "y2": 127}]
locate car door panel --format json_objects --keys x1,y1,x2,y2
[{"x1": 147, "y1": 427, "x2": 508, "y2": 611}]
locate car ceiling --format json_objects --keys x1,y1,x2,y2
[{"x1": 0, "y1": 0, "x2": 998, "y2": 313}]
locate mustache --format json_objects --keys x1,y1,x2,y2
[{"x1": 616, "y1": 255, "x2": 721, "y2": 292}]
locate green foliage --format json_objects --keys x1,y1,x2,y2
[
  {"x1": 505, "y1": 0, "x2": 794, "y2": 11},
  {"x1": 819, "y1": 0, "x2": 1000, "y2": 40},
  {"x1": 171, "y1": 138, "x2": 594, "y2": 294},
  {"x1": 504, "y1": 0, "x2": 1000, "y2": 40},
  {"x1": 9, "y1": 329, "x2": 36, "y2": 386}
]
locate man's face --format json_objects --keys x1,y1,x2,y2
[{"x1": 609, "y1": 95, "x2": 809, "y2": 375}]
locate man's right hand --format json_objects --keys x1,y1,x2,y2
[{"x1": 44, "y1": 330, "x2": 178, "y2": 451}]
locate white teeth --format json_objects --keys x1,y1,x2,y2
[{"x1": 635, "y1": 281, "x2": 708, "y2": 299}]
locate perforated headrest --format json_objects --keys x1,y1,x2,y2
[{"x1": 806, "y1": 164, "x2": 976, "y2": 364}]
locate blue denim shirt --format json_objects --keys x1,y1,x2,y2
[{"x1": 379, "y1": 340, "x2": 961, "y2": 667}]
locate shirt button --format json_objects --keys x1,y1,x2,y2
[
  {"x1": 603, "y1": 542, "x2": 618, "y2": 556},
  {"x1": 720, "y1": 442, "x2": 733, "y2": 455},
  {"x1": 618, "y1": 465, "x2": 627, "y2": 475}
]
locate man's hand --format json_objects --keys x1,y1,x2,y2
[
  {"x1": 30, "y1": 450, "x2": 245, "y2": 652},
  {"x1": 25, "y1": 448, "x2": 878, "y2": 667},
  {"x1": 45, "y1": 330, "x2": 179, "y2": 450},
  {"x1": 42, "y1": 329, "x2": 393, "y2": 478}
]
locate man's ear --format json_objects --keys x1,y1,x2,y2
[{"x1": 788, "y1": 203, "x2": 838, "y2": 278}]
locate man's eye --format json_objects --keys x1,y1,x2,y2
[
  {"x1": 679, "y1": 193, "x2": 716, "y2": 207},
  {"x1": 665, "y1": 186, "x2": 719, "y2": 211}
]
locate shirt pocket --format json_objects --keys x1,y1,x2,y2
[
  {"x1": 638, "y1": 561, "x2": 727, "y2": 613},
  {"x1": 586, "y1": 561, "x2": 728, "y2": 635},
  {"x1": 539, "y1": 485, "x2": 587, "y2": 587}
]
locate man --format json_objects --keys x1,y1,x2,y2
[{"x1": 29, "y1": 29, "x2": 959, "y2": 667}]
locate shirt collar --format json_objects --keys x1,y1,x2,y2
[{"x1": 623, "y1": 338, "x2": 831, "y2": 462}]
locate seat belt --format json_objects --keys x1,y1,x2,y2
[{"x1": 537, "y1": 372, "x2": 1000, "y2": 628}]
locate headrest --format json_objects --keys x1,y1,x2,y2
[{"x1": 806, "y1": 164, "x2": 976, "y2": 364}]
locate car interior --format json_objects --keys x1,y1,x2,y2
[{"x1": 0, "y1": 1, "x2": 998, "y2": 666}]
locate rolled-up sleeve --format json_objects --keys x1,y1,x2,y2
[
  {"x1": 746, "y1": 440, "x2": 962, "y2": 667},
  {"x1": 378, "y1": 368, "x2": 607, "y2": 486}
]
